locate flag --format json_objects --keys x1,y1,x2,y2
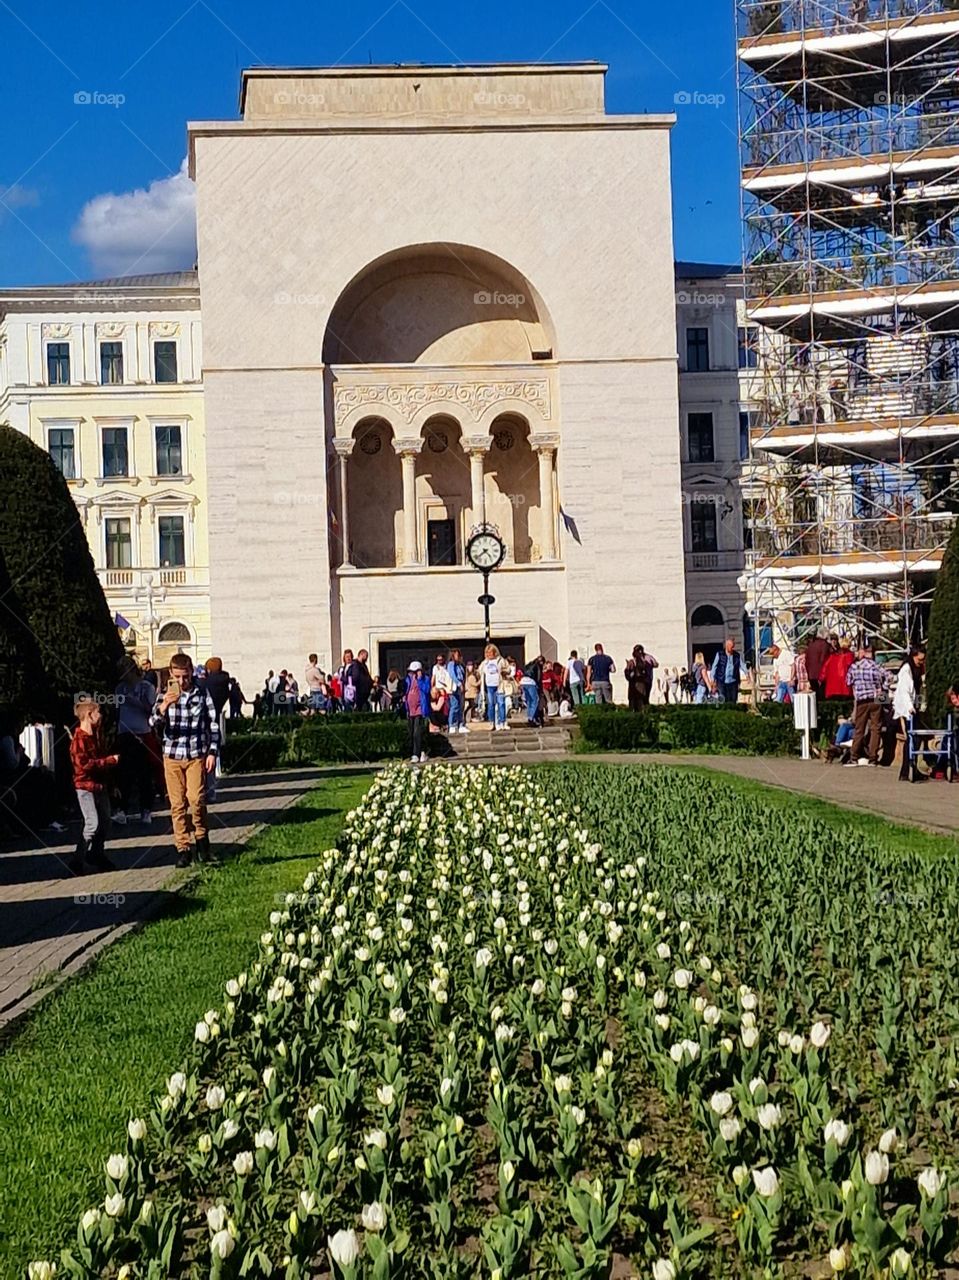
[
  {"x1": 114, "y1": 612, "x2": 131, "y2": 630},
  {"x1": 560, "y1": 507, "x2": 581, "y2": 545}
]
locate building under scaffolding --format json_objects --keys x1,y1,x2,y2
[{"x1": 737, "y1": 0, "x2": 959, "y2": 660}]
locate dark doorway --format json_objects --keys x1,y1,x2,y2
[
  {"x1": 427, "y1": 518, "x2": 457, "y2": 566},
  {"x1": 379, "y1": 636, "x2": 526, "y2": 679}
]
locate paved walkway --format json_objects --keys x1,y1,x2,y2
[{"x1": 0, "y1": 767, "x2": 329, "y2": 1028}]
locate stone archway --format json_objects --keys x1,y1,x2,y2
[{"x1": 342, "y1": 416, "x2": 402, "y2": 568}]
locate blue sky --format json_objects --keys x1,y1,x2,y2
[{"x1": 0, "y1": 0, "x2": 742, "y2": 286}]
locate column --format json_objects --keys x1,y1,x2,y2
[
  {"x1": 392, "y1": 437, "x2": 424, "y2": 564},
  {"x1": 460, "y1": 434, "x2": 492, "y2": 525},
  {"x1": 530, "y1": 432, "x2": 560, "y2": 561},
  {"x1": 332, "y1": 438, "x2": 354, "y2": 567}
]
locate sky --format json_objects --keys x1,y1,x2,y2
[{"x1": 0, "y1": 0, "x2": 742, "y2": 287}]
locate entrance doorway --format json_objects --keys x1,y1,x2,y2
[{"x1": 379, "y1": 636, "x2": 526, "y2": 678}]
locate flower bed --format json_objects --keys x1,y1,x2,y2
[{"x1": 31, "y1": 764, "x2": 957, "y2": 1279}]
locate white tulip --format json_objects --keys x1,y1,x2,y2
[
  {"x1": 226, "y1": 979, "x2": 241, "y2": 997},
  {"x1": 709, "y1": 1091, "x2": 733, "y2": 1116},
  {"x1": 890, "y1": 1247, "x2": 911, "y2": 1276},
  {"x1": 554, "y1": 1075, "x2": 572, "y2": 1096},
  {"x1": 211, "y1": 1230, "x2": 235, "y2": 1259},
  {"x1": 221, "y1": 1118, "x2": 239, "y2": 1141},
  {"x1": 879, "y1": 1127, "x2": 899, "y2": 1154},
  {"x1": 732, "y1": 1164, "x2": 749, "y2": 1187},
  {"x1": 864, "y1": 1151, "x2": 889, "y2": 1185},
  {"x1": 740, "y1": 990, "x2": 757, "y2": 1011},
  {"x1": 741, "y1": 1026, "x2": 759, "y2": 1048},
  {"x1": 653, "y1": 989, "x2": 668, "y2": 1010},
  {"x1": 198, "y1": 1134, "x2": 212, "y2": 1154},
  {"x1": 254, "y1": 1127, "x2": 277, "y2": 1150},
  {"x1": 104, "y1": 1194, "x2": 126, "y2": 1218},
  {"x1": 720, "y1": 1116, "x2": 742, "y2": 1141},
  {"x1": 361, "y1": 1201, "x2": 388, "y2": 1232},
  {"x1": 376, "y1": 1084, "x2": 395, "y2": 1106},
  {"x1": 777, "y1": 1030, "x2": 791, "y2": 1048},
  {"x1": 673, "y1": 969, "x2": 693, "y2": 990},
  {"x1": 810, "y1": 1020, "x2": 832, "y2": 1048},
  {"x1": 105, "y1": 1153, "x2": 128, "y2": 1181},
  {"x1": 656, "y1": 943, "x2": 671, "y2": 960},
  {"x1": 388, "y1": 1006, "x2": 406, "y2": 1025},
  {"x1": 789, "y1": 1035, "x2": 805, "y2": 1055},
  {"x1": 917, "y1": 1167, "x2": 944, "y2": 1198},
  {"x1": 751, "y1": 1166, "x2": 779, "y2": 1198},
  {"x1": 166, "y1": 1072, "x2": 186, "y2": 1098},
  {"x1": 828, "y1": 1242, "x2": 851, "y2": 1271},
  {"x1": 207, "y1": 1204, "x2": 229, "y2": 1232},
  {"x1": 570, "y1": 1106, "x2": 587, "y2": 1126},
  {"x1": 757, "y1": 1103, "x2": 782, "y2": 1131},
  {"x1": 501, "y1": 1160, "x2": 516, "y2": 1183},
  {"x1": 127, "y1": 1118, "x2": 146, "y2": 1142},
  {"x1": 81, "y1": 1208, "x2": 100, "y2": 1231},
  {"x1": 741, "y1": 1012, "x2": 757, "y2": 1030},
  {"x1": 27, "y1": 1265, "x2": 56, "y2": 1280},
  {"x1": 655, "y1": 1014, "x2": 671, "y2": 1031},
  {"x1": 364, "y1": 1129, "x2": 388, "y2": 1150},
  {"x1": 652, "y1": 1261, "x2": 677, "y2": 1280},
  {"x1": 205, "y1": 1085, "x2": 225, "y2": 1111},
  {"x1": 262, "y1": 1066, "x2": 275, "y2": 1090},
  {"x1": 194, "y1": 1021, "x2": 210, "y2": 1043},
  {"x1": 475, "y1": 948, "x2": 493, "y2": 969},
  {"x1": 233, "y1": 1151, "x2": 254, "y2": 1176},
  {"x1": 824, "y1": 1119, "x2": 851, "y2": 1148}
]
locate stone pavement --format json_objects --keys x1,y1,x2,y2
[
  {"x1": 588, "y1": 753, "x2": 959, "y2": 837},
  {"x1": 0, "y1": 766, "x2": 337, "y2": 1028}
]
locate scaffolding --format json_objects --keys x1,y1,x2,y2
[{"x1": 737, "y1": 0, "x2": 959, "y2": 661}]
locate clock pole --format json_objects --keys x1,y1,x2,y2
[{"x1": 483, "y1": 570, "x2": 491, "y2": 643}]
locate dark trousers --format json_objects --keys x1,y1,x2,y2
[
  {"x1": 117, "y1": 732, "x2": 155, "y2": 813},
  {"x1": 851, "y1": 700, "x2": 882, "y2": 764},
  {"x1": 722, "y1": 683, "x2": 739, "y2": 704},
  {"x1": 627, "y1": 684, "x2": 649, "y2": 712},
  {"x1": 409, "y1": 715, "x2": 426, "y2": 758}
]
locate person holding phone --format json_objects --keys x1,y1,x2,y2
[{"x1": 151, "y1": 653, "x2": 220, "y2": 866}]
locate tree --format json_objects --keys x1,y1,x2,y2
[
  {"x1": 925, "y1": 515, "x2": 959, "y2": 716},
  {"x1": 0, "y1": 424, "x2": 122, "y2": 724},
  {"x1": 0, "y1": 542, "x2": 46, "y2": 730}
]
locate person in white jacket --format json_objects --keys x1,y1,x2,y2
[{"x1": 893, "y1": 647, "x2": 925, "y2": 780}]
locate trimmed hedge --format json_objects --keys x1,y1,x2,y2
[
  {"x1": 576, "y1": 705, "x2": 799, "y2": 755},
  {"x1": 221, "y1": 718, "x2": 450, "y2": 772}
]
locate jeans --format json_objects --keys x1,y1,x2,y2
[
  {"x1": 522, "y1": 682, "x2": 539, "y2": 722},
  {"x1": 76, "y1": 788, "x2": 110, "y2": 841},
  {"x1": 722, "y1": 683, "x2": 739, "y2": 704},
  {"x1": 592, "y1": 680, "x2": 613, "y2": 705},
  {"x1": 569, "y1": 681, "x2": 583, "y2": 706},
  {"x1": 448, "y1": 690, "x2": 463, "y2": 730},
  {"x1": 694, "y1": 684, "x2": 707, "y2": 704},
  {"x1": 775, "y1": 681, "x2": 795, "y2": 703},
  {"x1": 485, "y1": 686, "x2": 499, "y2": 722},
  {"x1": 409, "y1": 715, "x2": 426, "y2": 758},
  {"x1": 495, "y1": 691, "x2": 508, "y2": 726},
  {"x1": 309, "y1": 690, "x2": 327, "y2": 711}
]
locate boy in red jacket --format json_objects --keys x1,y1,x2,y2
[{"x1": 68, "y1": 696, "x2": 119, "y2": 874}]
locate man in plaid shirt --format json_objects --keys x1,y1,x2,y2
[
  {"x1": 844, "y1": 645, "x2": 890, "y2": 767},
  {"x1": 151, "y1": 653, "x2": 220, "y2": 865}
]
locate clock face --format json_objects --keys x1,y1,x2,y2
[{"x1": 468, "y1": 532, "x2": 504, "y2": 570}]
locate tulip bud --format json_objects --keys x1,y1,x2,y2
[
  {"x1": 865, "y1": 1151, "x2": 889, "y2": 1185},
  {"x1": 211, "y1": 1229, "x2": 235, "y2": 1259},
  {"x1": 127, "y1": 1118, "x2": 147, "y2": 1143},
  {"x1": 890, "y1": 1247, "x2": 911, "y2": 1276},
  {"x1": 828, "y1": 1242, "x2": 851, "y2": 1272},
  {"x1": 917, "y1": 1167, "x2": 944, "y2": 1198}
]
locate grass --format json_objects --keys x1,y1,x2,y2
[{"x1": 0, "y1": 773, "x2": 372, "y2": 1276}]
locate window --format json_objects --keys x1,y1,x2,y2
[
  {"x1": 742, "y1": 498, "x2": 758, "y2": 551},
  {"x1": 158, "y1": 515, "x2": 186, "y2": 567},
  {"x1": 102, "y1": 427, "x2": 129, "y2": 477},
  {"x1": 691, "y1": 604, "x2": 725, "y2": 628},
  {"x1": 427, "y1": 517, "x2": 456, "y2": 567},
  {"x1": 100, "y1": 341, "x2": 124, "y2": 385},
  {"x1": 158, "y1": 621, "x2": 191, "y2": 643},
  {"x1": 46, "y1": 342, "x2": 70, "y2": 386},
  {"x1": 155, "y1": 424, "x2": 183, "y2": 476},
  {"x1": 691, "y1": 499, "x2": 718, "y2": 552},
  {"x1": 738, "y1": 326, "x2": 759, "y2": 369},
  {"x1": 688, "y1": 412, "x2": 715, "y2": 463},
  {"x1": 105, "y1": 518, "x2": 132, "y2": 569},
  {"x1": 686, "y1": 327, "x2": 710, "y2": 372},
  {"x1": 48, "y1": 427, "x2": 76, "y2": 479},
  {"x1": 153, "y1": 341, "x2": 178, "y2": 383}
]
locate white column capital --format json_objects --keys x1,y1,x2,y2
[
  {"x1": 332, "y1": 437, "x2": 355, "y2": 458},
  {"x1": 460, "y1": 433, "x2": 493, "y2": 456},
  {"x1": 529, "y1": 431, "x2": 560, "y2": 454},
  {"x1": 392, "y1": 436, "x2": 424, "y2": 457}
]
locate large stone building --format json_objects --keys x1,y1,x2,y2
[
  {"x1": 187, "y1": 62, "x2": 688, "y2": 692},
  {"x1": 0, "y1": 274, "x2": 210, "y2": 666}
]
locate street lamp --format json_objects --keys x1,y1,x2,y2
[
  {"x1": 465, "y1": 523, "x2": 507, "y2": 643},
  {"x1": 135, "y1": 570, "x2": 163, "y2": 665}
]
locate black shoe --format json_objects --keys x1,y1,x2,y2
[
  {"x1": 194, "y1": 834, "x2": 211, "y2": 863},
  {"x1": 63, "y1": 855, "x2": 87, "y2": 877},
  {"x1": 175, "y1": 849, "x2": 193, "y2": 868},
  {"x1": 86, "y1": 836, "x2": 116, "y2": 871}
]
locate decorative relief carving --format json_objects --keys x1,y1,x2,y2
[
  {"x1": 335, "y1": 379, "x2": 551, "y2": 428},
  {"x1": 96, "y1": 322, "x2": 125, "y2": 339},
  {"x1": 42, "y1": 323, "x2": 72, "y2": 340},
  {"x1": 426, "y1": 428, "x2": 448, "y2": 453},
  {"x1": 359, "y1": 432, "x2": 382, "y2": 455},
  {"x1": 149, "y1": 321, "x2": 180, "y2": 339},
  {"x1": 493, "y1": 428, "x2": 514, "y2": 451}
]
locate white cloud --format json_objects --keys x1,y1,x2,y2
[
  {"x1": 0, "y1": 183, "x2": 40, "y2": 209},
  {"x1": 72, "y1": 159, "x2": 196, "y2": 276}
]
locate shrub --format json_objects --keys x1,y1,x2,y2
[
  {"x1": 577, "y1": 704, "x2": 798, "y2": 755},
  {"x1": 221, "y1": 734, "x2": 289, "y2": 773},
  {"x1": 926, "y1": 514, "x2": 959, "y2": 715},
  {"x1": 0, "y1": 424, "x2": 122, "y2": 723},
  {"x1": 0, "y1": 544, "x2": 46, "y2": 730}
]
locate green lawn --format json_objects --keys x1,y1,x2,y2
[{"x1": 0, "y1": 773, "x2": 372, "y2": 1276}]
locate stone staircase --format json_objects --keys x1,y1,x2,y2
[{"x1": 436, "y1": 721, "x2": 573, "y2": 763}]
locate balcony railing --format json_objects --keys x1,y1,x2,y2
[
  {"x1": 686, "y1": 551, "x2": 746, "y2": 572},
  {"x1": 744, "y1": 113, "x2": 959, "y2": 172},
  {"x1": 98, "y1": 566, "x2": 201, "y2": 592},
  {"x1": 750, "y1": 513, "x2": 955, "y2": 557},
  {"x1": 748, "y1": 246, "x2": 959, "y2": 301},
  {"x1": 739, "y1": 0, "x2": 953, "y2": 41}
]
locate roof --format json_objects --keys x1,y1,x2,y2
[
  {"x1": 69, "y1": 270, "x2": 198, "y2": 289},
  {"x1": 675, "y1": 261, "x2": 742, "y2": 279}
]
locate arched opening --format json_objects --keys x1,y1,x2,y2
[
  {"x1": 416, "y1": 416, "x2": 470, "y2": 566},
  {"x1": 346, "y1": 417, "x2": 402, "y2": 568},
  {"x1": 324, "y1": 242, "x2": 554, "y2": 365},
  {"x1": 690, "y1": 603, "x2": 726, "y2": 666},
  {"x1": 155, "y1": 620, "x2": 193, "y2": 667},
  {"x1": 486, "y1": 413, "x2": 540, "y2": 564},
  {"x1": 691, "y1": 604, "x2": 724, "y2": 628}
]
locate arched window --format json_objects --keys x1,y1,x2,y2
[
  {"x1": 158, "y1": 621, "x2": 191, "y2": 643},
  {"x1": 691, "y1": 604, "x2": 725, "y2": 628}
]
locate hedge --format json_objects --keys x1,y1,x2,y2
[
  {"x1": 576, "y1": 705, "x2": 799, "y2": 755},
  {"x1": 221, "y1": 718, "x2": 451, "y2": 772}
]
